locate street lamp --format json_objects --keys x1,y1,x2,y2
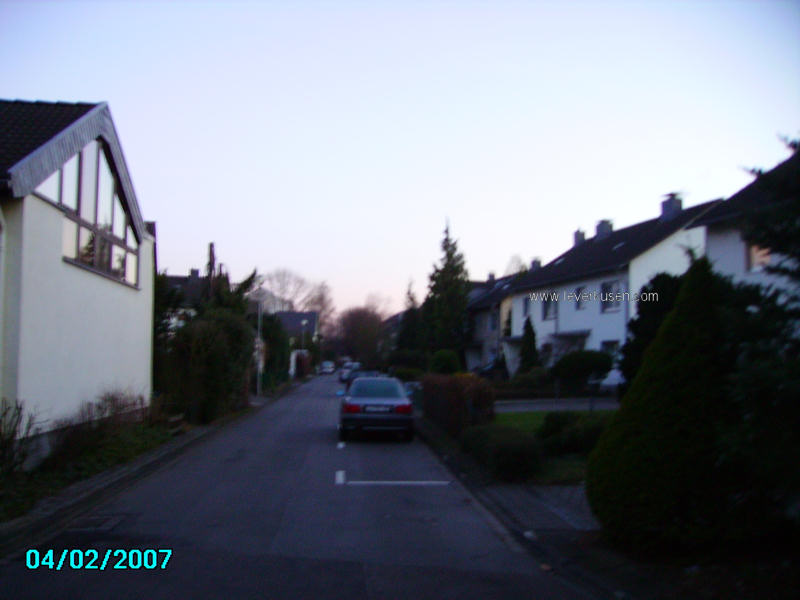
[
  {"x1": 301, "y1": 318, "x2": 308, "y2": 349},
  {"x1": 251, "y1": 287, "x2": 268, "y2": 396}
]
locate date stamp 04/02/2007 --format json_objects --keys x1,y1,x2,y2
[{"x1": 25, "y1": 549, "x2": 172, "y2": 571}]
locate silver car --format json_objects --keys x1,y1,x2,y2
[{"x1": 339, "y1": 377, "x2": 414, "y2": 442}]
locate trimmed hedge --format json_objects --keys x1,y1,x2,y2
[
  {"x1": 551, "y1": 350, "x2": 612, "y2": 390},
  {"x1": 461, "y1": 424, "x2": 541, "y2": 481},
  {"x1": 422, "y1": 373, "x2": 494, "y2": 438},
  {"x1": 539, "y1": 411, "x2": 610, "y2": 455}
]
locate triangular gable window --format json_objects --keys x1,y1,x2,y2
[{"x1": 43, "y1": 139, "x2": 141, "y2": 286}]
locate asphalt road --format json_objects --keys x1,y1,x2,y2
[{"x1": 0, "y1": 376, "x2": 594, "y2": 599}]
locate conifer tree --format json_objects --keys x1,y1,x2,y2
[{"x1": 426, "y1": 225, "x2": 470, "y2": 355}]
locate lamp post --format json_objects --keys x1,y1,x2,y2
[
  {"x1": 252, "y1": 287, "x2": 267, "y2": 396},
  {"x1": 301, "y1": 318, "x2": 308, "y2": 349}
]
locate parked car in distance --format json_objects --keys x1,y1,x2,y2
[
  {"x1": 339, "y1": 377, "x2": 414, "y2": 442},
  {"x1": 344, "y1": 369, "x2": 382, "y2": 391},
  {"x1": 339, "y1": 361, "x2": 361, "y2": 383},
  {"x1": 319, "y1": 360, "x2": 335, "y2": 374}
]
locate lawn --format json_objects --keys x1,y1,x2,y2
[{"x1": 494, "y1": 409, "x2": 616, "y2": 484}]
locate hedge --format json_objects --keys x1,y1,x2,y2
[
  {"x1": 422, "y1": 373, "x2": 494, "y2": 438},
  {"x1": 461, "y1": 424, "x2": 541, "y2": 481}
]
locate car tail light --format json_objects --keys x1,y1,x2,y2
[
  {"x1": 394, "y1": 403, "x2": 413, "y2": 415},
  {"x1": 342, "y1": 402, "x2": 361, "y2": 414}
]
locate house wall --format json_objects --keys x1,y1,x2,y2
[
  {"x1": 705, "y1": 225, "x2": 783, "y2": 289},
  {"x1": 12, "y1": 195, "x2": 153, "y2": 430},
  {"x1": 510, "y1": 270, "x2": 629, "y2": 374},
  {"x1": 628, "y1": 226, "x2": 705, "y2": 318}
]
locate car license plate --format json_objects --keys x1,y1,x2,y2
[{"x1": 364, "y1": 405, "x2": 391, "y2": 413}]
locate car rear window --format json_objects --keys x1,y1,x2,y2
[{"x1": 350, "y1": 379, "x2": 404, "y2": 398}]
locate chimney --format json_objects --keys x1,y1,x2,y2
[
  {"x1": 596, "y1": 220, "x2": 613, "y2": 239},
  {"x1": 660, "y1": 192, "x2": 683, "y2": 221},
  {"x1": 574, "y1": 229, "x2": 585, "y2": 247},
  {"x1": 488, "y1": 272, "x2": 495, "y2": 282},
  {"x1": 530, "y1": 258, "x2": 542, "y2": 271},
  {"x1": 190, "y1": 268, "x2": 200, "y2": 278}
]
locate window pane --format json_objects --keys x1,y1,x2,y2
[
  {"x1": 126, "y1": 223, "x2": 138, "y2": 250},
  {"x1": 62, "y1": 154, "x2": 79, "y2": 210},
  {"x1": 97, "y1": 150, "x2": 114, "y2": 231},
  {"x1": 97, "y1": 236, "x2": 112, "y2": 273},
  {"x1": 62, "y1": 218, "x2": 77, "y2": 259},
  {"x1": 79, "y1": 141, "x2": 98, "y2": 223},
  {"x1": 125, "y1": 252, "x2": 138, "y2": 285},
  {"x1": 112, "y1": 245, "x2": 126, "y2": 279},
  {"x1": 36, "y1": 169, "x2": 60, "y2": 202},
  {"x1": 78, "y1": 227, "x2": 96, "y2": 266},
  {"x1": 113, "y1": 194, "x2": 126, "y2": 239}
]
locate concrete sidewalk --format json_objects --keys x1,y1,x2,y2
[{"x1": 415, "y1": 416, "x2": 686, "y2": 600}]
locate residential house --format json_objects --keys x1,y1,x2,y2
[
  {"x1": 465, "y1": 273, "x2": 516, "y2": 371},
  {"x1": 0, "y1": 99, "x2": 155, "y2": 434},
  {"x1": 504, "y1": 197, "x2": 719, "y2": 375},
  {"x1": 275, "y1": 311, "x2": 319, "y2": 347},
  {"x1": 504, "y1": 151, "x2": 798, "y2": 376}
]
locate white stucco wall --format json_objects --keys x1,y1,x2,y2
[
  {"x1": 12, "y1": 195, "x2": 153, "y2": 430},
  {"x1": 628, "y1": 226, "x2": 706, "y2": 318},
  {"x1": 704, "y1": 225, "x2": 787, "y2": 290}
]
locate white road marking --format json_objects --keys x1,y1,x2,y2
[
  {"x1": 337, "y1": 442, "x2": 345, "y2": 449},
  {"x1": 335, "y1": 470, "x2": 346, "y2": 485}
]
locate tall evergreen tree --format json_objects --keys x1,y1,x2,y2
[
  {"x1": 518, "y1": 318, "x2": 540, "y2": 372},
  {"x1": 426, "y1": 225, "x2": 470, "y2": 354},
  {"x1": 396, "y1": 282, "x2": 421, "y2": 351}
]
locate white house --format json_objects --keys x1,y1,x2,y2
[
  {"x1": 502, "y1": 150, "x2": 798, "y2": 377},
  {"x1": 502, "y1": 196, "x2": 718, "y2": 375},
  {"x1": 0, "y1": 99, "x2": 155, "y2": 433}
]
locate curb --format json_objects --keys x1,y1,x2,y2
[
  {"x1": 0, "y1": 395, "x2": 281, "y2": 560},
  {"x1": 414, "y1": 416, "x2": 628, "y2": 600}
]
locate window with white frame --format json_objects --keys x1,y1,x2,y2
[
  {"x1": 35, "y1": 139, "x2": 139, "y2": 286},
  {"x1": 601, "y1": 280, "x2": 622, "y2": 312},
  {"x1": 542, "y1": 294, "x2": 557, "y2": 320},
  {"x1": 523, "y1": 296, "x2": 530, "y2": 317},
  {"x1": 575, "y1": 285, "x2": 586, "y2": 310}
]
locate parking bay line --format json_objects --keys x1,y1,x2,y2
[{"x1": 334, "y1": 470, "x2": 450, "y2": 486}]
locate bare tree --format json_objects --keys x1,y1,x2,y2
[
  {"x1": 365, "y1": 292, "x2": 392, "y2": 319},
  {"x1": 262, "y1": 269, "x2": 310, "y2": 310},
  {"x1": 339, "y1": 306, "x2": 384, "y2": 366},
  {"x1": 301, "y1": 281, "x2": 336, "y2": 337}
]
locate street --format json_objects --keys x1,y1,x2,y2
[{"x1": 0, "y1": 376, "x2": 593, "y2": 599}]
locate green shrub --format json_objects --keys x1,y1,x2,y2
[
  {"x1": 430, "y1": 349, "x2": 461, "y2": 374},
  {"x1": 170, "y1": 309, "x2": 254, "y2": 424},
  {"x1": 422, "y1": 374, "x2": 494, "y2": 438},
  {"x1": 393, "y1": 367, "x2": 425, "y2": 382},
  {"x1": 509, "y1": 367, "x2": 550, "y2": 390},
  {"x1": 0, "y1": 398, "x2": 36, "y2": 476},
  {"x1": 540, "y1": 412, "x2": 610, "y2": 456},
  {"x1": 461, "y1": 424, "x2": 541, "y2": 481},
  {"x1": 586, "y1": 259, "x2": 730, "y2": 551},
  {"x1": 551, "y1": 350, "x2": 612, "y2": 390},
  {"x1": 539, "y1": 411, "x2": 580, "y2": 439}
]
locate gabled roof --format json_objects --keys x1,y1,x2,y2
[
  {"x1": 275, "y1": 311, "x2": 319, "y2": 338},
  {"x1": 0, "y1": 99, "x2": 147, "y2": 240},
  {"x1": 512, "y1": 199, "x2": 720, "y2": 292},
  {"x1": 695, "y1": 150, "x2": 800, "y2": 227},
  {"x1": 468, "y1": 274, "x2": 518, "y2": 311}
]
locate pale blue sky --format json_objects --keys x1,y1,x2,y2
[{"x1": 2, "y1": 0, "x2": 799, "y2": 314}]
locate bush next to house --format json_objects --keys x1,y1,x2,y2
[
  {"x1": 429, "y1": 349, "x2": 461, "y2": 374},
  {"x1": 387, "y1": 349, "x2": 428, "y2": 371},
  {"x1": 170, "y1": 309, "x2": 254, "y2": 424},
  {"x1": 551, "y1": 350, "x2": 612, "y2": 393},
  {"x1": 461, "y1": 424, "x2": 541, "y2": 481},
  {"x1": 392, "y1": 367, "x2": 425, "y2": 382},
  {"x1": 586, "y1": 259, "x2": 731, "y2": 551},
  {"x1": 422, "y1": 373, "x2": 494, "y2": 438}
]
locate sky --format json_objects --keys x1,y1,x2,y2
[{"x1": 2, "y1": 0, "x2": 799, "y2": 315}]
